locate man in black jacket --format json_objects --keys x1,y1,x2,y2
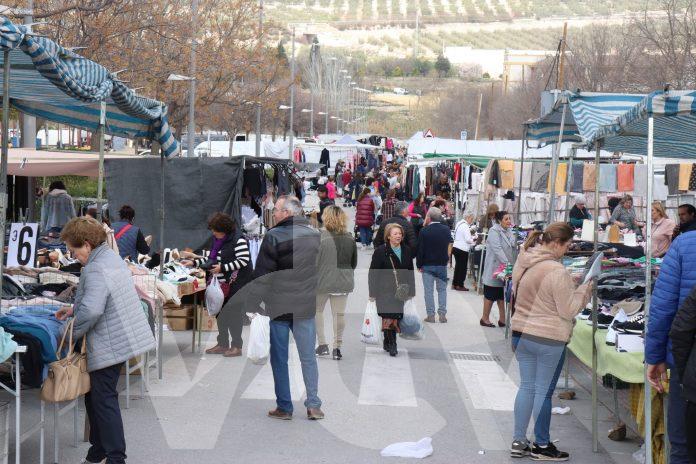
[
  {"x1": 674, "y1": 204, "x2": 696, "y2": 239},
  {"x1": 373, "y1": 201, "x2": 417, "y2": 256},
  {"x1": 417, "y1": 207, "x2": 453, "y2": 324},
  {"x1": 670, "y1": 284, "x2": 696, "y2": 464},
  {"x1": 249, "y1": 195, "x2": 324, "y2": 421}
]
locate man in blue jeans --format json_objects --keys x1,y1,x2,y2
[
  {"x1": 249, "y1": 195, "x2": 324, "y2": 420},
  {"x1": 647, "y1": 222, "x2": 696, "y2": 463},
  {"x1": 417, "y1": 207, "x2": 453, "y2": 323}
]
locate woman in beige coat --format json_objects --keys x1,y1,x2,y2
[{"x1": 509, "y1": 222, "x2": 593, "y2": 461}]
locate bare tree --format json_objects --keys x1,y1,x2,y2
[{"x1": 632, "y1": 0, "x2": 696, "y2": 89}]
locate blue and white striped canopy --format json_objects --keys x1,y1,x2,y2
[
  {"x1": 526, "y1": 90, "x2": 696, "y2": 158},
  {"x1": 0, "y1": 17, "x2": 178, "y2": 157}
]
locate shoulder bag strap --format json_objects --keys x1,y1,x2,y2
[
  {"x1": 115, "y1": 223, "x2": 133, "y2": 240},
  {"x1": 388, "y1": 254, "x2": 401, "y2": 287},
  {"x1": 55, "y1": 318, "x2": 75, "y2": 360}
]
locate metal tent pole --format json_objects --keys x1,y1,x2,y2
[
  {"x1": 157, "y1": 105, "x2": 166, "y2": 380},
  {"x1": 591, "y1": 142, "x2": 600, "y2": 452},
  {"x1": 96, "y1": 101, "x2": 106, "y2": 220},
  {"x1": 563, "y1": 146, "x2": 576, "y2": 222},
  {"x1": 547, "y1": 102, "x2": 567, "y2": 224},
  {"x1": 516, "y1": 133, "x2": 526, "y2": 226},
  {"x1": 644, "y1": 116, "x2": 654, "y2": 464}
]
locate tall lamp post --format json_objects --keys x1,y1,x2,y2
[
  {"x1": 167, "y1": 74, "x2": 196, "y2": 155},
  {"x1": 288, "y1": 26, "x2": 296, "y2": 160},
  {"x1": 255, "y1": 0, "x2": 264, "y2": 157},
  {"x1": 301, "y1": 108, "x2": 313, "y2": 137},
  {"x1": 187, "y1": 0, "x2": 199, "y2": 158}
]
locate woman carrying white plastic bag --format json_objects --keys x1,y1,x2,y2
[
  {"x1": 247, "y1": 312, "x2": 271, "y2": 365},
  {"x1": 361, "y1": 301, "x2": 381, "y2": 345}
]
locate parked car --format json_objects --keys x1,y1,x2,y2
[{"x1": 393, "y1": 87, "x2": 409, "y2": 95}]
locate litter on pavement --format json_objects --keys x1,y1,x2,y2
[{"x1": 380, "y1": 437, "x2": 434, "y2": 459}]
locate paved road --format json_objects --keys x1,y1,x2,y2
[{"x1": 12, "y1": 204, "x2": 643, "y2": 463}]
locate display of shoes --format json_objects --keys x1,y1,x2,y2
[
  {"x1": 614, "y1": 313, "x2": 645, "y2": 335},
  {"x1": 611, "y1": 299, "x2": 643, "y2": 317},
  {"x1": 605, "y1": 309, "x2": 628, "y2": 346},
  {"x1": 586, "y1": 312, "x2": 615, "y2": 329}
]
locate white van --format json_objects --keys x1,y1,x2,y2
[{"x1": 393, "y1": 87, "x2": 409, "y2": 95}]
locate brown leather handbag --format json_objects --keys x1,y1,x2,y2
[{"x1": 41, "y1": 319, "x2": 90, "y2": 403}]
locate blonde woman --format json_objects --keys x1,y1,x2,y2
[
  {"x1": 647, "y1": 201, "x2": 676, "y2": 258},
  {"x1": 368, "y1": 223, "x2": 416, "y2": 356},
  {"x1": 315, "y1": 206, "x2": 358, "y2": 360}
]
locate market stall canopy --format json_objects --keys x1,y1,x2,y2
[
  {"x1": 2, "y1": 148, "x2": 139, "y2": 176},
  {"x1": 193, "y1": 140, "x2": 289, "y2": 158},
  {"x1": 409, "y1": 136, "x2": 614, "y2": 162},
  {"x1": 526, "y1": 90, "x2": 696, "y2": 158},
  {"x1": 524, "y1": 102, "x2": 581, "y2": 147},
  {"x1": 0, "y1": 17, "x2": 178, "y2": 157},
  {"x1": 332, "y1": 135, "x2": 376, "y2": 149}
]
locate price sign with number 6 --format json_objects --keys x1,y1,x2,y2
[{"x1": 8, "y1": 223, "x2": 38, "y2": 267}]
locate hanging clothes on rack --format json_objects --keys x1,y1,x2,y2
[
  {"x1": 570, "y1": 161, "x2": 584, "y2": 193},
  {"x1": 617, "y1": 163, "x2": 635, "y2": 192}
]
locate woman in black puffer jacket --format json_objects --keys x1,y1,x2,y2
[{"x1": 368, "y1": 223, "x2": 416, "y2": 357}]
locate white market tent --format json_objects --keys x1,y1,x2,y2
[{"x1": 192, "y1": 140, "x2": 290, "y2": 158}]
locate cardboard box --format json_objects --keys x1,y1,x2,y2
[
  {"x1": 199, "y1": 312, "x2": 218, "y2": 332},
  {"x1": 121, "y1": 356, "x2": 145, "y2": 376},
  {"x1": 164, "y1": 317, "x2": 192, "y2": 331},
  {"x1": 164, "y1": 306, "x2": 194, "y2": 331}
]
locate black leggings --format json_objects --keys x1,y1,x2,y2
[
  {"x1": 452, "y1": 248, "x2": 469, "y2": 287},
  {"x1": 217, "y1": 297, "x2": 244, "y2": 348}
]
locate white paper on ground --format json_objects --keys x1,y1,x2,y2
[
  {"x1": 551, "y1": 406, "x2": 571, "y2": 415},
  {"x1": 380, "y1": 437, "x2": 433, "y2": 459}
]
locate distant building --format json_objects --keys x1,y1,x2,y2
[{"x1": 444, "y1": 48, "x2": 555, "y2": 85}]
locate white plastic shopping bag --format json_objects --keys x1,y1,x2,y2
[
  {"x1": 361, "y1": 301, "x2": 381, "y2": 345},
  {"x1": 399, "y1": 300, "x2": 425, "y2": 341},
  {"x1": 380, "y1": 437, "x2": 433, "y2": 459},
  {"x1": 205, "y1": 276, "x2": 225, "y2": 317},
  {"x1": 246, "y1": 312, "x2": 270, "y2": 365}
]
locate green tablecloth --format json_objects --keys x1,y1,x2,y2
[{"x1": 567, "y1": 320, "x2": 645, "y2": 384}]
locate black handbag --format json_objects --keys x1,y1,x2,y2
[{"x1": 389, "y1": 255, "x2": 410, "y2": 302}]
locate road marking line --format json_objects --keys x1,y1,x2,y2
[
  {"x1": 358, "y1": 347, "x2": 418, "y2": 407},
  {"x1": 241, "y1": 340, "x2": 306, "y2": 400},
  {"x1": 451, "y1": 355, "x2": 516, "y2": 411}
]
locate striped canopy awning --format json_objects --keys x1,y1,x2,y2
[
  {"x1": 525, "y1": 103, "x2": 581, "y2": 147},
  {"x1": 526, "y1": 90, "x2": 696, "y2": 158},
  {"x1": 0, "y1": 17, "x2": 178, "y2": 157}
]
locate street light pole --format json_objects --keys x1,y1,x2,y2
[
  {"x1": 288, "y1": 26, "x2": 295, "y2": 160},
  {"x1": 255, "y1": 0, "x2": 263, "y2": 157},
  {"x1": 187, "y1": 0, "x2": 198, "y2": 157}
]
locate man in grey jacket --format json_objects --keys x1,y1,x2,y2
[{"x1": 57, "y1": 217, "x2": 154, "y2": 464}]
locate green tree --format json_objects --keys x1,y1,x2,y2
[
  {"x1": 277, "y1": 41, "x2": 288, "y2": 63},
  {"x1": 391, "y1": 66, "x2": 403, "y2": 77},
  {"x1": 412, "y1": 58, "x2": 433, "y2": 77},
  {"x1": 435, "y1": 54, "x2": 452, "y2": 78}
]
